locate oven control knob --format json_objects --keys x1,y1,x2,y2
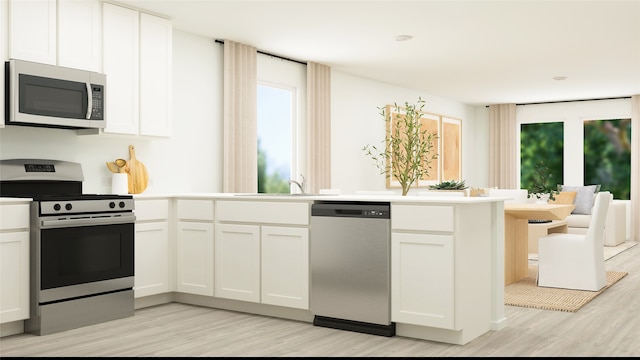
[
  {"x1": 109, "y1": 202, "x2": 116, "y2": 209},
  {"x1": 65, "y1": 203, "x2": 72, "y2": 211},
  {"x1": 54, "y1": 203, "x2": 61, "y2": 211},
  {"x1": 119, "y1": 201, "x2": 126, "y2": 208}
]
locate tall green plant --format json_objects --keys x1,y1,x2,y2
[
  {"x1": 363, "y1": 98, "x2": 438, "y2": 195},
  {"x1": 526, "y1": 160, "x2": 560, "y2": 201}
]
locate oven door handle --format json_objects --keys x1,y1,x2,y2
[{"x1": 40, "y1": 214, "x2": 136, "y2": 229}]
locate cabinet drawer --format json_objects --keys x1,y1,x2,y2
[
  {"x1": 0, "y1": 204, "x2": 30, "y2": 230},
  {"x1": 177, "y1": 199, "x2": 214, "y2": 221},
  {"x1": 217, "y1": 201, "x2": 309, "y2": 225},
  {"x1": 391, "y1": 204, "x2": 454, "y2": 232},
  {"x1": 135, "y1": 199, "x2": 169, "y2": 221}
]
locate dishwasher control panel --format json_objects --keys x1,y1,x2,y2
[
  {"x1": 363, "y1": 209, "x2": 389, "y2": 218},
  {"x1": 311, "y1": 201, "x2": 390, "y2": 219}
]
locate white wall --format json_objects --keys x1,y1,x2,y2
[{"x1": 330, "y1": 70, "x2": 485, "y2": 195}]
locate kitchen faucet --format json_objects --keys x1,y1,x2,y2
[{"x1": 288, "y1": 174, "x2": 306, "y2": 194}]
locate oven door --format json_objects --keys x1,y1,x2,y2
[{"x1": 37, "y1": 214, "x2": 135, "y2": 303}]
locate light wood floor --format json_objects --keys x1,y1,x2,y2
[{"x1": 2, "y1": 243, "x2": 639, "y2": 357}]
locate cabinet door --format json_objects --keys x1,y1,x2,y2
[
  {"x1": 391, "y1": 233, "x2": 455, "y2": 329},
  {"x1": 215, "y1": 223, "x2": 260, "y2": 302},
  {"x1": 102, "y1": 2, "x2": 139, "y2": 135},
  {"x1": 0, "y1": 231, "x2": 29, "y2": 323},
  {"x1": 57, "y1": 0, "x2": 101, "y2": 71},
  {"x1": 134, "y1": 222, "x2": 170, "y2": 298},
  {"x1": 261, "y1": 226, "x2": 309, "y2": 309},
  {"x1": 176, "y1": 222, "x2": 214, "y2": 296},
  {"x1": 8, "y1": 0, "x2": 56, "y2": 64},
  {"x1": 1, "y1": 0, "x2": 7, "y2": 128},
  {"x1": 139, "y1": 13, "x2": 172, "y2": 137}
]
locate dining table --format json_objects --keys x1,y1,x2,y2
[{"x1": 503, "y1": 203, "x2": 576, "y2": 285}]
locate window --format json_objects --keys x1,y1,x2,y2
[
  {"x1": 517, "y1": 100, "x2": 632, "y2": 201},
  {"x1": 257, "y1": 84, "x2": 293, "y2": 193},
  {"x1": 520, "y1": 122, "x2": 564, "y2": 192},
  {"x1": 256, "y1": 54, "x2": 306, "y2": 194},
  {"x1": 584, "y1": 119, "x2": 631, "y2": 199}
]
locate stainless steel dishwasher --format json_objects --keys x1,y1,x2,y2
[{"x1": 310, "y1": 201, "x2": 394, "y2": 337}]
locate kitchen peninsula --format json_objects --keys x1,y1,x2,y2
[
  {"x1": 1, "y1": 194, "x2": 506, "y2": 346},
  {"x1": 132, "y1": 193, "x2": 506, "y2": 345}
]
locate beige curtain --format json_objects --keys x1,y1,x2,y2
[
  {"x1": 631, "y1": 95, "x2": 639, "y2": 242},
  {"x1": 488, "y1": 104, "x2": 518, "y2": 189},
  {"x1": 306, "y1": 62, "x2": 332, "y2": 193},
  {"x1": 223, "y1": 41, "x2": 257, "y2": 193}
]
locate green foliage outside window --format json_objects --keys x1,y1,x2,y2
[
  {"x1": 584, "y1": 119, "x2": 631, "y2": 200},
  {"x1": 520, "y1": 122, "x2": 564, "y2": 192},
  {"x1": 258, "y1": 139, "x2": 290, "y2": 194}
]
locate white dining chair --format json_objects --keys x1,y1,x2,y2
[{"x1": 536, "y1": 191, "x2": 612, "y2": 291}]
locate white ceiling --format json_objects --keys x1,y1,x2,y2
[{"x1": 115, "y1": 0, "x2": 640, "y2": 106}]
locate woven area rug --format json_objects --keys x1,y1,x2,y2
[{"x1": 505, "y1": 266, "x2": 628, "y2": 312}]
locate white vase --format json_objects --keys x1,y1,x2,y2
[{"x1": 534, "y1": 193, "x2": 550, "y2": 204}]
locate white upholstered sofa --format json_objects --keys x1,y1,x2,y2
[
  {"x1": 487, "y1": 187, "x2": 627, "y2": 247},
  {"x1": 565, "y1": 200, "x2": 626, "y2": 246}
]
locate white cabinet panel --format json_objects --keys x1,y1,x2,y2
[
  {"x1": 57, "y1": 0, "x2": 101, "y2": 71},
  {"x1": 102, "y1": 2, "x2": 139, "y2": 135},
  {"x1": 176, "y1": 222, "x2": 214, "y2": 296},
  {"x1": 134, "y1": 222, "x2": 170, "y2": 298},
  {"x1": 177, "y1": 199, "x2": 214, "y2": 221},
  {"x1": 0, "y1": 202, "x2": 30, "y2": 324},
  {"x1": 1, "y1": 0, "x2": 7, "y2": 128},
  {"x1": 139, "y1": 13, "x2": 172, "y2": 137},
  {"x1": 392, "y1": 204, "x2": 454, "y2": 232},
  {"x1": 261, "y1": 226, "x2": 309, "y2": 309},
  {"x1": 391, "y1": 232, "x2": 455, "y2": 329},
  {"x1": 0, "y1": 231, "x2": 29, "y2": 323},
  {"x1": 214, "y1": 223, "x2": 260, "y2": 302},
  {"x1": 0, "y1": 204, "x2": 29, "y2": 229},
  {"x1": 8, "y1": 0, "x2": 56, "y2": 64},
  {"x1": 216, "y1": 201, "x2": 309, "y2": 225},
  {"x1": 134, "y1": 199, "x2": 169, "y2": 221}
]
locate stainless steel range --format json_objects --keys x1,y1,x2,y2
[{"x1": 0, "y1": 159, "x2": 135, "y2": 335}]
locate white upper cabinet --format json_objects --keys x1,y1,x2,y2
[
  {"x1": 57, "y1": 0, "x2": 101, "y2": 71},
  {"x1": 102, "y1": 2, "x2": 139, "y2": 135},
  {"x1": 101, "y1": 3, "x2": 172, "y2": 137},
  {"x1": 8, "y1": 0, "x2": 56, "y2": 64},
  {"x1": 139, "y1": 13, "x2": 172, "y2": 137}
]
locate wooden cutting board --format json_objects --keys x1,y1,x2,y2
[{"x1": 126, "y1": 145, "x2": 149, "y2": 194}]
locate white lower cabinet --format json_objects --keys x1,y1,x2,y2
[
  {"x1": 214, "y1": 223, "x2": 260, "y2": 302},
  {"x1": 261, "y1": 226, "x2": 309, "y2": 309},
  {"x1": 134, "y1": 199, "x2": 171, "y2": 298},
  {"x1": 391, "y1": 232, "x2": 454, "y2": 329},
  {"x1": 0, "y1": 202, "x2": 30, "y2": 324},
  {"x1": 175, "y1": 199, "x2": 214, "y2": 296},
  {"x1": 215, "y1": 200, "x2": 310, "y2": 309}
]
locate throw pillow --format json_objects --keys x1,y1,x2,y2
[
  {"x1": 549, "y1": 191, "x2": 577, "y2": 205},
  {"x1": 560, "y1": 185, "x2": 598, "y2": 214}
]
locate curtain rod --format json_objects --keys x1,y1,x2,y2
[
  {"x1": 486, "y1": 96, "x2": 631, "y2": 107},
  {"x1": 214, "y1": 39, "x2": 307, "y2": 66},
  {"x1": 515, "y1": 96, "x2": 631, "y2": 106}
]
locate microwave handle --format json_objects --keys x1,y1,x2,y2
[{"x1": 86, "y1": 82, "x2": 93, "y2": 119}]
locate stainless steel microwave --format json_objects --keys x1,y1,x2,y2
[{"x1": 5, "y1": 59, "x2": 106, "y2": 130}]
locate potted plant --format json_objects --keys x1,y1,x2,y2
[
  {"x1": 428, "y1": 179, "x2": 469, "y2": 192},
  {"x1": 362, "y1": 98, "x2": 438, "y2": 196},
  {"x1": 526, "y1": 160, "x2": 559, "y2": 203}
]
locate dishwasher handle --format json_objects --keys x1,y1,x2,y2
[{"x1": 335, "y1": 209, "x2": 363, "y2": 216}]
